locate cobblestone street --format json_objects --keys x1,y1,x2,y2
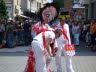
[{"x1": 0, "y1": 41, "x2": 96, "y2": 72}]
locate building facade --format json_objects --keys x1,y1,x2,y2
[
  {"x1": 64, "y1": 0, "x2": 73, "y2": 12},
  {"x1": 21, "y1": 0, "x2": 48, "y2": 19},
  {"x1": 80, "y1": 0, "x2": 96, "y2": 20},
  {"x1": 3, "y1": 0, "x2": 48, "y2": 20},
  {"x1": 4, "y1": 0, "x2": 22, "y2": 20}
]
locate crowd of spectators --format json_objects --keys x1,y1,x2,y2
[
  {"x1": 0, "y1": 19, "x2": 32, "y2": 48},
  {"x1": 0, "y1": 18, "x2": 96, "y2": 52},
  {"x1": 68, "y1": 18, "x2": 96, "y2": 52}
]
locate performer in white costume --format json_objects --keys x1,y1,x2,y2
[
  {"x1": 25, "y1": 2, "x2": 60, "y2": 72},
  {"x1": 32, "y1": 29, "x2": 62, "y2": 72},
  {"x1": 32, "y1": 18, "x2": 54, "y2": 72},
  {"x1": 53, "y1": 18, "x2": 75, "y2": 72}
]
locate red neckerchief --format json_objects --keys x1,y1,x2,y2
[{"x1": 52, "y1": 25, "x2": 58, "y2": 29}]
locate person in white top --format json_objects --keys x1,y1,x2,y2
[
  {"x1": 32, "y1": 19, "x2": 53, "y2": 37},
  {"x1": 53, "y1": 18, "x2": 75, "y2": 72},
  {"x1": 32, "y1": 29, "x2": 62, "y2": 72},
  {"x1": 72, "y1": 21, "x2": 80, "y2": 45}
]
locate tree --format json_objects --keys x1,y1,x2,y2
[
  {"x1": 53, "y1": 0, "x2": 64, "y2": 8},
  {"x1": 0, "y1": 0, "x2": 8, "y2": 19}
]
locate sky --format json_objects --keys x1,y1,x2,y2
[{"x1": 48, "y1": 0, "x2": 53, "y2": 3}]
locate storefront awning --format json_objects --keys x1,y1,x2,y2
[
  {"x1": 36, "y1": 0, "x2": 42, "y2": 3},
  {"x1": 30, "y1": 10, "x2": 36, "y2": 13},
  {"x1": 80, "y1": 0, "x2": 90, "y2": 5},
  {"x1": 16, "y1": 14, "x2": 30, "y2": 18},
  {"x1": 73, "y1": 4, "x2": 85, "y2": 8}
]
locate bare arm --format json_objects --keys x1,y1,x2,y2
[{"x1": 46, "y1": 38, "x2": 53, "y2": 57}]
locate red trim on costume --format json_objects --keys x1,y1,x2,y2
[
  {"x1": 42, "y1": 32, "x2": 46, "y2": 48},
  {"x1": 24, "y1": 49, "x2": 36, "y2": 72},
  {"x1": 52, "y1": 25, "x2": 58, "y2": 29},
  {"x1": 32, "y1": 23, "x2": 50, "y2": 35},
  {"x1": 61, "y1": 26, "x2": 69, "y2": 43},
  {"x1": 53, "y1": 25, "x2": 75, "y2": 56}
]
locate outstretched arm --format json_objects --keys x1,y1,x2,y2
[{"x1": 46, "y1": 38, "x2": 53, "y2": 57}]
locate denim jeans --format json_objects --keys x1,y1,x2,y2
[
  {"x1": 0, "y1": 32, "x2": 3, "y2": 44},
  {"x1": 24, "y1": 32, "x2": 31, "y2": 46},
  {"x1": 7, "y1": 33, "x2": 13, "y2": 48}
]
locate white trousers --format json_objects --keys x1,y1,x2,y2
[
  {"x1": 55, "y1": 49, "x2": 74, "y2": 72},
  {"x1": 55, "y1": 35, "x2": 74, "y2": 72},
  {"x1": 32, "y1": 41, "x2": 47, "y2": 72},
  {"x1": 32, "y1": 41, "x2": 51, "y2": 72}
]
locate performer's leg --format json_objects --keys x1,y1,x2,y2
[
  {"x1": 32, "y1": 42, "x2": 47, "y2": 72},
  {"x1": 55, "y1": 35, "x2": 65, "y2": 72},
  {"x1": 55, "y1": 50, "x2": 62, "y2": 72},
  {"x1": 63, "y1": 49, "x2": 74, "y2": 72}
]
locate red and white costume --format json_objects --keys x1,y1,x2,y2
[
  {"x1": 32, "y1": 22, "x2": 53, "y2": 37},
  {"x1": 53, "y1": 23, "x2": 75, "y2": 72},
  {"x1": 32, "y1": 31, "x2": 57, "y2": 72},
  {"x1": 25, "y1": 22, "x2": 54, "y2": 72}
]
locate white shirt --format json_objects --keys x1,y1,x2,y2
[
  {"x1": 33, "y1": 31, "x2": 57, "y2": 50},
  {"x1": 32, "y1": 22, "x2": 53, "y2": 38},
  {"x1": 72, "y1": 25, "x2": 80, "y2": 35},
  {"x1": 0, "y1": 24, "x2": 5, "y2": 32},
  {"x1": 55, "y1": 23, "x2": 71, "y2": 44}
]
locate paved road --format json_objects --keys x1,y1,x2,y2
[{"x1": 0, "y1": 41, "x2": 96, "y2": 72}]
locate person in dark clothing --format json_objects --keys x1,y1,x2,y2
[
  {"x1": 0, "y1": 19, "x2": 5, "y2": 48},
  {"x1": 15, "y1": 21, "x2": 23, "y2": 46},
  {"x1": 23, "y1": 20, "x2": 31, "y2": 46},
  {"x1": 6, "y1": 22, "x2": 14, "y2": 48}
]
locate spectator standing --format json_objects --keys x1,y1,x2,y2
[
  {"x1": 15, "y1": 21, "x2": 23, "y2": 46},
  {"x1": 90, "y1": 20, "x2": 96, "y2": 51},
  {"x1": 83, "y1": 21, "x2": 91, "y2": 48},
  {"x1": 0, "y1": 19, "x2": 5, "y2": 48},
  {"x1": 6, "y1": 22, "x2": 14, "y2": 48},
  {"x1": 72, "y1": 21, "x2": 80, "y2": 46},
  {"x1": 23, "y1": 20, "x2": 31, "y2": 46}
]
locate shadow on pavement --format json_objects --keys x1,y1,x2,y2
[
  {"x1": 75, "y1": 41, "x2": 96, "y2": 56},
  {"x1": 0, "y1": 52, "x2": 28, "y2": 56}
]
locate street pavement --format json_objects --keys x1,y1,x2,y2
[{"x1": 0, "y1": 41, "x2": 96, "y2": 72}]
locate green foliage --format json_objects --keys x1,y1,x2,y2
[
  {"x1": 0, "y1": 0, "x2": 8, "y2": 19},
  {"x1": 54, "y1": 0, "x2": 64, "y2": 8}
]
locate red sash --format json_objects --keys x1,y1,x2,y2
[
  {"x1": 32, "y1": 23, "x2": 50, "y2": 35},
  {"x1": 61, "y1": 26, "x2": 69, "y2": 43},
  {"x1": 42, "y1": 32, "x2": 46, "y2": 49},
  {"x1": 42, "y1": 32, "x2": 55, "y2": 55},
  {"x1": 42, "y1": 32, "x2": 47, "y2": 55}
]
